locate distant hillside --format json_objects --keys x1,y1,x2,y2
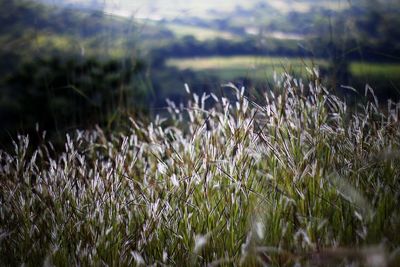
[
  {"x1": 0, "y1": 0, "x2": 174, "y2": 59},
  {"x1": 0, "y1": 0, "x2": 157, "y2": 144},
  {"x1": 38, "y1": 0, "x2": 105, "y2": 11}
]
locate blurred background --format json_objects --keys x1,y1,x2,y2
[{"x1": 0, "y1": 0, "x2": 399, "y2": 146}]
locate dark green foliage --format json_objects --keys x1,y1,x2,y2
[
  {"x1": 0, "y1": 56, "x2": 148, "y2": 145},
  {"x1": 0, "y1": 0, "x2": 154, "y2": 146}
]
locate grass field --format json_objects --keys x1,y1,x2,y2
[
  {"x1": 1, "y1": 72, "x2": 400, "y2": 266},
  {"x1": 350, "y1": 62, "x2": 400, "y2": 80},
  {"x1": 167, "y1": 56, "x2": 400, "y2": 86},
  {"x1": 167, "y1": 56, "x2": 328, "y2": 81}
]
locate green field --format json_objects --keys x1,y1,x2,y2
[
  {"x1": 167, "y1": 56, "x2": 328, "y2": 81},
  {"x1": 350, "y1": 62, "x2": 400, "y2": 80},
  {"x1": 167, "y1": 56, "x2": 400, "y2": 84}
]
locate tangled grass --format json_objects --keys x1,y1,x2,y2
[{"x1": 1, "y1": 71, "x2": 400, "y2": 266}]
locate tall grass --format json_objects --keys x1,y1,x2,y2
[{"x1": 1, "y1": 70, "x2": 400, "y2": 266}]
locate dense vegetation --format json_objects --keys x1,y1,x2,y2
[
  {"x1": 1, "y1": 56, "x2": 147, "y2": 143},
  {"x1": 153, "y1": 0, "x2": 400, "y2": 60},
  {"x1": 0, "y1": 0, "x2": 153, "y2": 144},
  {"x1": 1, "y1": 0, "x2": 400, "y2": 146},
  {"x1": 1, "y1": 1, "x2": 400, "y2": 266},
  {"x1": 1, "y1": 72, "x2": 400, "y2": 266}
]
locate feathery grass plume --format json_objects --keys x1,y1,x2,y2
[{"x1": 1, "y1": 71, "x2": 400, "y2": 266}]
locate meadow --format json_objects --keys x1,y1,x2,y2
[
  {"x1": 1, "y1": 70, "x2": 400, "y2": 266},
  {"x1": 1, "y1": 1, "x2": 400, "y2": 266},
  {"x1": 167, "y1": 56, "x2": 400, "y2": 84},
  {"x1": 167, "y1": 56, "x2": 328, "y2": 81},
  {"x1": 349, "y1": 62, "x2": 400, "y2": 81}
]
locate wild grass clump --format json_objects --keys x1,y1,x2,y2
[{"x1": 1, "y1": 70, "x2": 400, "y2": 266}]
